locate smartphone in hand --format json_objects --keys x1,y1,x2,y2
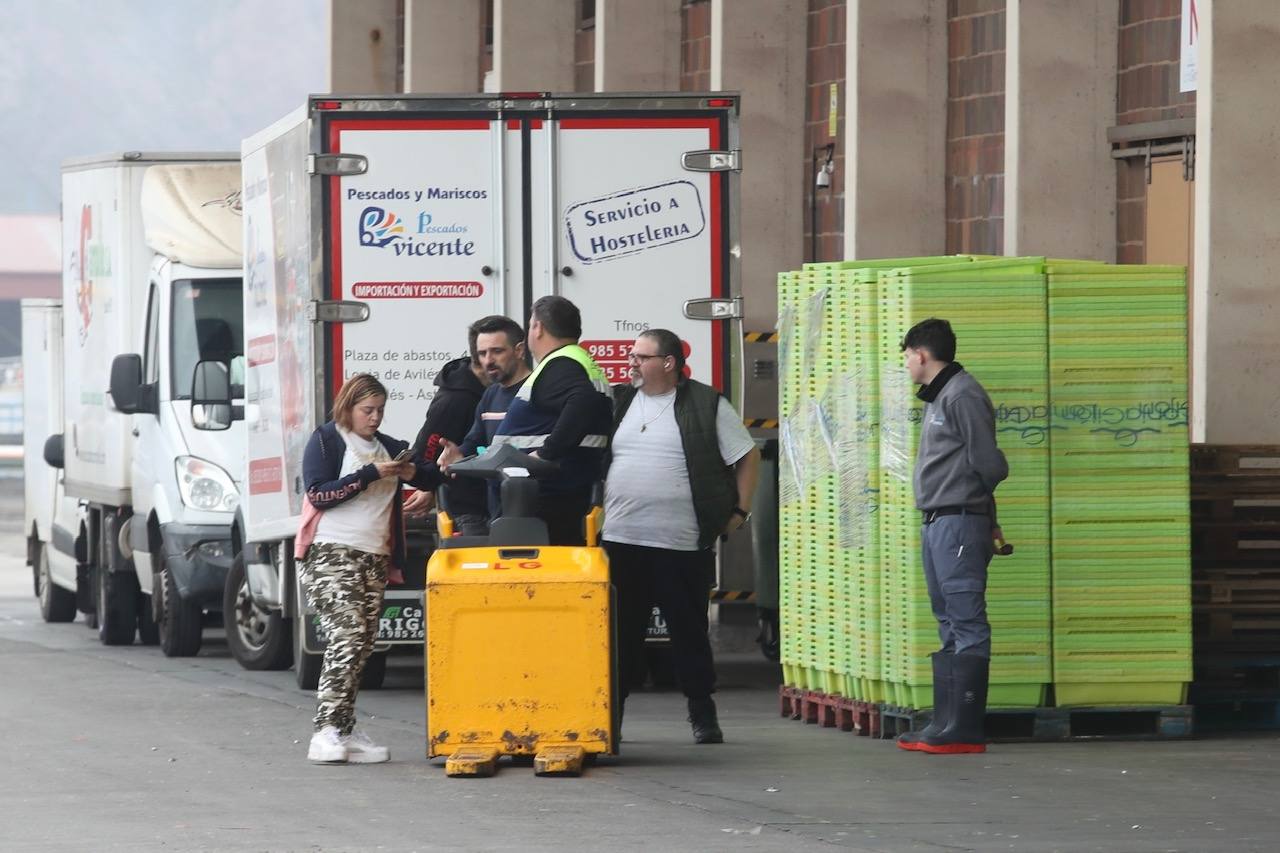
[{"x1": 394, "y1": 449, "x2": 414, "y2": 462}]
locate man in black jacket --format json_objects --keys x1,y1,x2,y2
[{"x1": 403, "y1": 323, "x2": 489, "y2": 528}]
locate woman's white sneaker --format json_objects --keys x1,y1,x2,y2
[
  {"x1": 342, "y1": 727, "x2": 390, "y2": 764},
  {"x1": 308, "y1": 725, "x2": 348, "y2": 763}
]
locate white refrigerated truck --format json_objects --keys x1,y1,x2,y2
[
  {"x1": 22, "y1": 299, "x2": 87, "y2": 623},
  {"x1": 51, "y1": 153, "x2": 245, "y2": 654},
  {"x1": 226, "y1": 93, "x2": 742, "y2": 683}
]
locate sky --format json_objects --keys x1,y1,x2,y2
[{"x1": 0, "y1": 0, "x2": 327, "y2": 214}]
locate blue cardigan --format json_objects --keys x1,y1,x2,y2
[{"x1": 302, "y1": 421, "x2": 436, "y2": 573}]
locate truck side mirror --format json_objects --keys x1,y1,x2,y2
[
  {"x1": 191, "y1": 360, "x2": 233, "y2": 431},
  {"x1": 109, "y1": 354, "x2": 147, "y2": 414},
  {"x1": 42, "y1": 433, "x2": 64, "y2": 469}
]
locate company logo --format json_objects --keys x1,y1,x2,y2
[
  {"x1": 359, "y1": 206, "x2": 406, "y2": 247},
  {"x1": 76, "y1": 205, "x2": 94, "y2": 344},
  {"x1": 356, "y1": 204, "x2": 478, "y2": 258},
  {"x1": 73, "y1": 204, "x2": 113, "y2": 345}
]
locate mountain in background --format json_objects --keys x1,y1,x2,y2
[{"x1": 0, "y1": 0, "x2": 326, "y2": 214}]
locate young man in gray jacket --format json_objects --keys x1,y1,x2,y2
[{"x1": 895, "y1": 318, "x2": 1008, "y2": 754}]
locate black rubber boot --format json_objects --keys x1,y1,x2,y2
[
  {"x1": 919, "y1": 653, "x2": 988, "y2": 754},
  {"x1": 897, "y1": 652, "x2": 952, "y2": 751},
  {"x1": 688, "y1": 696, "x2": 724, "y2": 744}
]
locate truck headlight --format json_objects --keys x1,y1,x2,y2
[{"x1": 175, "y1": 456, "x2": 240, "y2": 512}]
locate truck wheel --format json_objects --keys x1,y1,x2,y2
[
  {"x1": 360, "y1": 651, "x2": 388, "y2": 690},
  {"x1": 136, "y1": 590, "x2": 160, "y2": 646},
  {"x1": 36, "y1": 543, "x2": 77, "y2": 623},
  {"x1": 224, "y1": 554, "x2": 292, "y2": 670},
  {"x1": 294, "y1": 611, "x2": 323, "y2": 691},
  {"x1": 97, "y1": 514, "x2": 138, "y2": 646},
  {"x1": 158, "y1": 566, "x2": 203, "y2": 657}
]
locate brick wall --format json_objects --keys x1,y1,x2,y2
[
  {"x1": 1117, "y1": 0, "x2": 1195, "y2": 126},
  {"x1": 804, "y1": 0, "x2": 845, "y2": 263},
  {"x1": 680, "y1": 0, "x2": 711, "y2": 91},
  {"x1": 1116, "y1": 0, "x2": 1196, "y2": 263},
  {"x1": 945, "y1": 0, "x2": 1005, "y2": 256}
]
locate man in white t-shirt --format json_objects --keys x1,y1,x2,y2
[{"x1": 604, "y1": 329, "x2": 760, "y2": 744}]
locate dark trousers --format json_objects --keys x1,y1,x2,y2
[
  {"x1": 537, "y1": 493, "x2": 590, "y2": 546},
  {"x1": 607, "y1": 541, "x2": 717, "y2": 700},
  {"x1": 921, "y1": 512, "x2": 993, "y2": 658}
]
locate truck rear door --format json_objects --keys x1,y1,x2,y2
[
  {"x1": 528, "y1": 102, "x2": 739, "y2": 395},
  {"x1": 320, "y1": 115, "x2": 507, "y2": 443}
]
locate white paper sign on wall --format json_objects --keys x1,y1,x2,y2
[{"x1": 1180, "y1": 0, "x2": 1198, "y2": 93}]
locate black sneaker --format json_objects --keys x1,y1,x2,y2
[{"x1": 688, "y1": 696, "x2": 724, "y2": 744}]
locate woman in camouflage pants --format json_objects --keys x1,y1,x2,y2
[{"x1": 296, "y1": 373, "x2": 434, "y2": 764}]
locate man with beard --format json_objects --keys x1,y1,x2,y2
[{"x1": 434, "y1": 315, "x2": 532, "y2": 533}]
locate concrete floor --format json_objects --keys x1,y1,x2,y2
[{"x1": 2, "y1": 475, "x2": 1277, "y2": 851}]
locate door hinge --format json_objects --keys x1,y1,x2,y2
[
  {"x1": 307, "y1": 154, "x2": 368, "y2": 177},
  {"x1": 682, "y1": 149, "x2": 742, "y2": 173},
  {"x1": 683, "y1": 296, "x2": 743, "y2": 321},
  {"x1": 307, "y1": 300, "x2": 370, "y2": 323}
]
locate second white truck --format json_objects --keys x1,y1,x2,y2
[{"x1": 48, "y1": 152, "x2": 245, "y2": 654}]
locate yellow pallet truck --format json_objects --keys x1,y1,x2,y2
[{"x1": 425, "y1": 445, "x2": 617, "y2": 777}]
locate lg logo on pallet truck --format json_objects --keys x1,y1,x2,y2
[{"x1": 461, "y1": 560, "x2": 544, "y2": 571}]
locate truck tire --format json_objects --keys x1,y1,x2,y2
[
  {"x1": 360, "y1": 651, "x2": 388, "y2": 690},
  {"x1": 97, "y1": 513, "x2": 138, "y2": 646},
  {"x1": 136, "y1": 590, "x2": 160, "y2": 646},
  {"x1": 158, "y1": 566, "x2": 203, "y2": 657},
  {"x1": 294, "y1": 612, "x2": 323, "y2": 691},
  {"x1": 224, "y1": 554, "x2": 292, "y2": 670},
  {"x1": 35, "y1": 543, "x2": 77, "y2": 623}
]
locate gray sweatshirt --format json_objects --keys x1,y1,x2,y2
[{"x1": 912, "y1": 364, "x2": 1008, "y2": 513}]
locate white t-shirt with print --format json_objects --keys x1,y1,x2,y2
[
  {"x1": 604, "y1": 389, "x2": 755, "y2": 551},
  {"x1": 313, "y1": 427, "x2": 397, "y2": 556}
]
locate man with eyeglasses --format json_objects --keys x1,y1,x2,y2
[{"x1": 605, "y1": 329, "x2": 760, "y2": 744}]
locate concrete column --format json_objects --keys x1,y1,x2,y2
[
  {"x1": 327, "y1": 0, "x2": 400, "y2": 94},
  {"x1": 1003, "y1": 0, "x2": 1116, "y2": 260},
  {"x1": 710, "y1": 0, "x2": 807, "y2": 332},
  {"x1": 404, "y1": 0, "x2": 483, "y2": 93},
  {"x1": 1193, "y1": 1, "x2": 1280, "y2": 443},
  {"x1": 844, "y1": 0, "x2": 947, "y2": 260},
  {"x1": 594, "y1": 0, "x2": 682, "y2": 92},
  {"x1": 493, "y1": 0, "x2": 576, "y2": 91}
]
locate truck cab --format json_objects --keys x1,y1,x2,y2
[{"x1": 114, "y1": 252, "x2": 245, "y2": 656}]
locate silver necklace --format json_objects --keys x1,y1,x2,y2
[{"x1": 638, "y1": 391, "x2": 675, "y2": 432}]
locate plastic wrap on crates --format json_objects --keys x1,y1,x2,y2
[
  {"x1": 777, "y1": 302, "x2": 798, "y2": 408},
  {"x1": 779, "y1": 412, "x2": 804, "y2": 505},
  {"x1": 879, "y1": 361, "x2": 916, "y2": 485},
  {"x1": 803, "y1": 287, "x2": 829, "y2": 369},
  {"x1": 836, "y1": 366, "x2": 877, "y2": 547},
  {"x1": 808, "y1": 390, "x2": 838, "y2": 479}
]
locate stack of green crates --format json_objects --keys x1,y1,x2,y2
[
  {"x1": 779, "y1": 256, "x2": 977, "y2": 703},
  {"x1": 777, "y1": 255, "x2": 1190, "y2": 715},
  {"x1": 778, "y1": 266, "x2": 842, "y2": 693},
  {"x1": 1046, "y1": 263, "x2": 1192, "y2": 705},
  {"x1": 876, "y1": 258, "x2": 1052, "y2": 708}
]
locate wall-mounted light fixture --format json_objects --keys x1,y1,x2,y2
[{"x1": 810, "y1": 143, "x2": 836, "y2": 262}]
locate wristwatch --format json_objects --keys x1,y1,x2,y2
[{"x1": 732, "y1": 506, "x2": 752, "y2": 524}]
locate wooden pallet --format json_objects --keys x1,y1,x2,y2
[
  {"x1": 778, "y1": 686, "x2": 881, "y2": 737},
  {"x1": 879, "y1": 703, "x2": 1194, "y2": 741},
  {"x1": 1191, "y1": 445, "x2": 1280, "y2": 650}
]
